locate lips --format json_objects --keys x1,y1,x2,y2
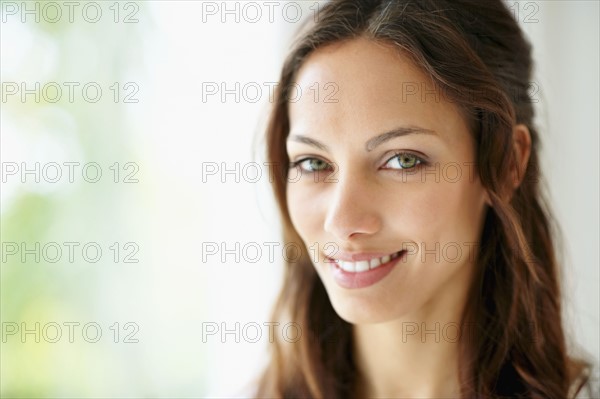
[{"x1": 327, "y1": 250, "x2": 407, "y2": 289}]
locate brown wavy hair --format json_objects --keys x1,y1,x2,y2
[{"x1": 256, "y1": 0, "x2": 593, "y2": 397}]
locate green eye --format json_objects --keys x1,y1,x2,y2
[
  {"x1": 293, "y1": 158, "x2": 331, "y2": 172},
  {"x1": 385, "y1": 152, "x2": 422, "y2": 170}
]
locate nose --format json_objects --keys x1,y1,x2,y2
[{"x1": 323, "y1": 171, "x2": 383, "y2": 241}]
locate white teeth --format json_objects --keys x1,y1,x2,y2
[
  {"x1": 369, "y1": 257, "x2": 381, "y2": 268},
  {"x1": 339, "y1": 260, "x2": 355, "y2": 272},
  {"x1": 355, "y1": 260, "x2": 369, "y2": 272},
  {"x1": 334, "y1": 251, "x2": 402, "y2": 273}
]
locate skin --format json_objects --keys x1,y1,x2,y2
[{"x1": 285, "y1": 37, "x2": 530, "y2": 398}]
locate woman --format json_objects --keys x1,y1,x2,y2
[{"x1": 255, "y1": 0, "x2": 594, "y2": 397}]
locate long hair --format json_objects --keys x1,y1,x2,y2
[{"x1": 256, "y1": 1, "x2": 592, "y2": 397}]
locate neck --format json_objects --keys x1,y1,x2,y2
[{"x1": 353, "y1": 317, "x2": 466, "y2": 398}]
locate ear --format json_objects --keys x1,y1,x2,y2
[
  {"x1": 483, "y1": 124, "x2": 532, "y2": 207},
  {"x1": 510, "y1": 124, "x2": 532, "y2": 193}
]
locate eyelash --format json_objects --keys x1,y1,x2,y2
[
  {"x1": 289, "y1": 157, "x2": 333, "y2": 173},
  {"x1": 289, "y1": 152, "x2": 428, "y2": 173},
  {"x1": 381, "y1": 151, "x2": 428, "y2": 170}
]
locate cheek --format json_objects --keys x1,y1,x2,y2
[
  {"x1": 286, "y1": 183, "x2": 325, "y2": 243},
  {"x1": 385, "y1": 179, "x2": 487, "y2": 245}
]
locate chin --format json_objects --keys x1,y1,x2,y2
[{"x1": 326, "y1": 289, "x2": 410, "y2": 325}]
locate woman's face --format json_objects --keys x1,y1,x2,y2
[{"x1": 286, "y1": 38, "x2": 490, "y2": 324}]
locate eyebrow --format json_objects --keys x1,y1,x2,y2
[{"x1": 287, "y1": 126, "x2": 438, "y2": 152}]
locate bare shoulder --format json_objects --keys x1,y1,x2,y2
[{"x1": 571, "y1": 365, "x2": 600, "y2": 399}]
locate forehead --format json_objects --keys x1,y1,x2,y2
[{"x1": 288, "y1": 38, "x2": 469, "y2": 145}]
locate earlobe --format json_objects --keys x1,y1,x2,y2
[{"x1": 511, "y1": 124, "x2": 532, "y2": 191}]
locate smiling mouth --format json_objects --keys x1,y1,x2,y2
[{"x1": 327, "y1": 250, "x2": 406, "y2": 273}]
